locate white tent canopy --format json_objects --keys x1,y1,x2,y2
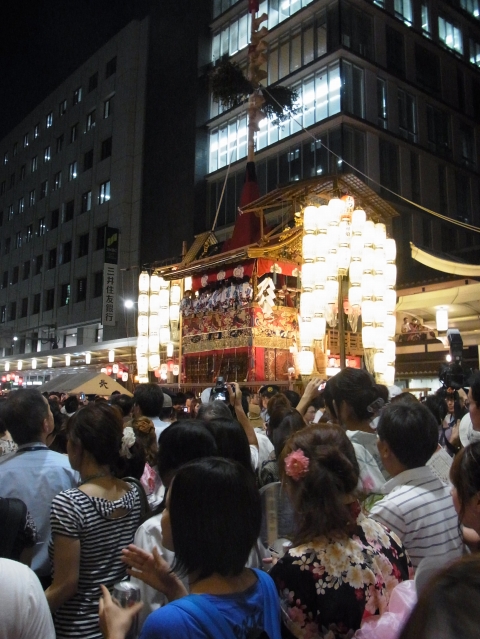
[{"x1": 38, "y1": 371, "x2": 132, "y2": 396}]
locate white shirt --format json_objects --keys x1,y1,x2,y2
[
  {"x1": 370, "y1": 465, "x2": 463, "y2": 569},
  {"x1": 150, "y1": 417, "x2": 171, "y2": 442},
  {"x1": 0, "y1": 558, "x2": 55, "y2": 639}
]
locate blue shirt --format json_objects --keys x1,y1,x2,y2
[{"x1": 0, "y1": 443, "x2": 78, "y2": 575}]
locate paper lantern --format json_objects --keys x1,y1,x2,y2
[
  {"x1": 108, "y1": 350, "x2": 115, "y2": 363},
  {"x1": 106, "y1": 366, "x2": 112, "y2": 376},
  {"x1": 326, "y1": 224, "x2": 340, "y2": 247},
  {"x1": 362, "y1": 246, "x2": 375, "y2": 271},
  {"x1": 85, "y1": 352, "x2": 91, "y2": 365},
  {"x1": 436, "y1": 307, "x2": 449, "y2": 332},
  {"x1": 312, "y1": 287, "x2": 327, "y2": 310},
  {"x1": 303, "y1": 205, "x2": 319, "y2": 233},
  {"x1": 302, "y1": 234, "x2": 316, "y2": 262},
  {"x1": 351, "y1": 209, "x2": 366, "y2": 233},
  {"x1": 315, "y1": 235, "x2": 329, "y2": 260},
  {"x1": 373, "y1": 248, "x2": 386, "y2": 273},
  {"x1": 374, "y1": 223, "x2": 386, "y2": 248},
  {"x1": 317, "y1": 205, "x2": 330, "y2": 232},
  {"x1": 137, "y1": 356, "x2": 148, "y2": 375},
  {"x1": 47, "y1": 357, "x2": 52, "y2": 368},
  {"x1": 160, "y1": 363, "x2": 168, "y2": 373},
  {"x1": 159, "y1": 308, "x2": 170, "y2": 327},
  {"x1": 122, "y1": 372, "x2": 129, "y2": 382},
  {"x1": 170, "y1": 304, "x2": 180, "y2": 322},
  {"x1": 312, "y1": 316, "x2": 326, "y2": 339},
  {"x1": 374, "y1": 351, "x2": 387, "y2": 374},
  {"x1": 17, "y1": 360, "x2": 23, "y2": 371},
  {"x1": 4, "y1": 362, "x2": 9, "y2": 372},
  {"x1": 149, "y1": 354, "x2": 160, "y2": 370},
  {"x1": 338, "y1": 219, "x2": 351, "y2": 245},
  {"x1": 350, "y1": 235, "x2": 364, "y2": 260},
  {"x1": 1, "y1": 376, "x2": 5, "y2": 382},
  {"x1": 301, "y1": 263, "x2": 316, "y2": 291},
  {"x1": 298, "y1": 350, "x2": 314, "y2": 375},
  {"x1": 149, "y1": 293, "x2": 160, "y2": 313},
  {"x1": 32, "y1": 358, "x2": 37, "y2": 369},
  {"x1": 325, "y1": 279, "x2": 339, "y2": 304},
  {"x1": 138, "y1": 315, "x2": 149, "y2": 335},
  {"x1": 313, "y1": 261, "x2": 327, "y2": 286},
  {"x1": 325, "y1": 251, "x2": 339, "y2": 278},
  {"x1": 150, "y1": 273, "x2": 161, "y2": 293},
  {"x1": 385, "y1": 313, "x2": 397, "y2": 338},
  {"x1": 373, "y1": 325, "x2": 387, "y2": 350},
  {"x1": 384, "y1": 289, "x2": 397, "y2": 312},
  {"x1": 112, "y1": 363, "x2": 119, "y2": 374},
  {"x1": 373, "y1": 274, "x2": 386, "y2": 298},
  {"x1": 154, "y1": 369, "x2": 161, "y2": 378},
  {"x1": 300, "y1": 291, "x2": 315, "y2": 321},
  {"x1": 361, "y1": 273, "x2": 374, "y2": 298},
  {"x1": 337, "y1": 246, "x2": 351, "y2": 272},
  {"x1": 6, "y1": 374, "x2": 11, "y2": 381},
  {"x1": 159, "y1": 289, "x2": 170, "y2": 308},
  {"x1": 349, "y1": 260, "x2": 363, "y2": 286},
  {"x1": 159, "y1": 277, "x2": 169, "y2": 289},
  {"x1": 384, "y1": 365, "x2": 396, "y2": 385},
  {"x1": 299, "y1": 320, "x2": 315, "y2": 347},
  {"x1": 384, "y1": 263, "x2": 397, "y2": 287},
  {"x1": 361, "y1": 299, "x2": 375, "y2": 323},
  {"x1": 167, "y1": 359, "x2": 174, "y2": 372},
  {"x1": 362, "y1": 220, "x2": 375, "y2": 246},
  {"x1": 328, "y1": 198, "x2": 346, "y2": 223},
  {"x1": 173, "y1": 364, "x2": 180, "y2": 376},
  {"x1": 160, "y1": 327, "x2": 171, "y2": 344},
  {"x1": 385, "y1": 238, "x2": 397, "y2": 262},
  {"x1": 385, "y1": 340, "x2": 396, "y2": 363},
  {"x1": 138, "y1": 294, "x2": 149, "y2": 314},
  {"x1": 138, "y1": 271, "x2": 150, "y2": 294},
  {"x1": 170, "y1": 284, "x2": 181, "y2": 304},
  {"x1": 348, "y1": 286, "x2": 362, "y2": 308},
  {"x1": 362, "y1": 325, "x2": 375, "y2": 348},
  {"x1": 166, "y1": 342, "x2": 174, "y2": 357},
  {"x1": 373, "y1": 300, "x2": 387, "y2": 324},
  {"x1": 184, "y1": 276, "x2": 193, "y2": 292},
  {"x1": 101, "y1": 367, "x2": 107, "y2": 374},
  {"x1": 137, "y1": 335, "x2": 148, "y2": 355}
]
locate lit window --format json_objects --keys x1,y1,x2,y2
[
  {"x1": 104, "y1": 97, "x2": 113, "y2": 118},
  {"x1": 20, "y1": 165, "x2": 25, "y2": 180},
  {"x1": 73, "y1": 86, "x2": 83, "y2": 105},
  {"x1": 53, "y1": 171, "x2": 62, "y2": 190},
  {"x1": 34, "y1": 123, "x2": 40, "y2": 138},
  {"x1": 68, "y1": 161, "x2": 78, "y2": 181},
  {"x1": 29, "y1": 190, "x2": 35, "y2": 206},
  {"x1": 394, "y1": 0, "x2": 412, "y2": 26},
  {"x1": 8, "y1": 205, "x2": 14, "y2": 220},
  {"x1": 470, "y1": 39, "x2": 480, "y2": 66},
  {"x1": 15, "y1": 231, "x2": 22, "y2": 249},
  {"x1": 81, "y1": 190, "x2": 92, "y2": 212},
  {"x1": 421, "y1": 4, "x2": 430, "y2": 36},
  {"x1": 12, "y1": 143, "x2": 17, "y2": 156},
  {"x1": 31, "y1": 156, "x2": 38, "y2": 172},
  {"x1": 25, "y1": 225, "x2": 32, "y2": 243},
  {"x1": 46, "y1": 112, "x2": 53, "y2": 128},
  {"x1": 18, "y1": 197, "x2": 24, "y2": 214},
  {"x1": 398, "y1": 90, "x2": 417, "y2": 142},
  {"x1": 86, "y1": 110, "x2": 96, "y2": 131},
  {"x1": 59, "y1": 99, "x2": 67, "y2": 116},
  {"x1": 70, "y1": 123, "x2": 78, "y2": 143},
  {"x1": 461, "y1": 0, "x2": 480, "y2": 19},
  {"x1": 99, "y1": 181, "x2": 111, "y2": 204},
  {"x1": 38, "y1": 217, "x2": 46, "y2": 236},
  {"x1": 438, "y1": 16, "x2": 463, "y2": 54},
  {"x1": 44, "y1": 146, "x2": 51, "y2": 162},
  {"x1": 23, "y1": 133, "x2": 29, "y2": 148},
  {"x1": 40, "y1": 180, "x2": 48, "y2": 199}
]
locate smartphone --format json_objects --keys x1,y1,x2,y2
[
  {"x1": 79, "y1": 393, "x2": 86, "y2": 401},
  {"x1": 318, "y1": 382, "x2": 326, "y2": 392}
]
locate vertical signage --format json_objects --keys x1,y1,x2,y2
[{"x1": 102, "y1": 228, "x2": 119, "y2": 327}]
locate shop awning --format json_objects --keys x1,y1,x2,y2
[
  {"x1": 410, "y1": 243, "x2": 480, "y2": 277},
  {"x1": 38, "y1": 371, "x2": 132, "y2": 396}
]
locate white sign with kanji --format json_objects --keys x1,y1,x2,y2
[{"x1": 102, "y1": 263, "x2": 118, "y2": 326}]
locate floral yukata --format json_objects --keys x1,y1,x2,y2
[{"x1": 270, "y1": 509, "x2": 412, "y2": 639}]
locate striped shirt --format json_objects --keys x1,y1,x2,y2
[
  {"x1": 370, "y1": 466, "x2": 463, "y2": 569},
  {"x1": 50, "y1": 485, "x2": 142, "y2": 639}
]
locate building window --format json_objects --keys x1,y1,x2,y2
[
  {"x1": 379, "y1": 139, "x2": 399, "y2": 195},
  {"x1": 48, "y1": 248, "x2": 57, "y2": 270},
  {"x1": 59, "y1": 99, "x2": 67, "y2": 116},
  {"x1": 32, "y1": 293, "x2": 41, "y2": 314},
  {"x1": 38, "y1": 217, "x2": 46, "y2": 236},
  {"x1": 1, "y1": 271, "x2": 7, "y2": 289},
  {"x1": 4, "y1": 238, "x2": 10, "y2": 254},
  {"x1": 31, "y1": 156, "x2": 38, "y2": 172},
  {"x1": 394, "y1": 0, "x2": 412, "y2": 25},
  {"x1": 377, "y1": 79, "x2": 387, "y2": 128},
  {"x1": 23, "y1": 260, "x2": 30, "y2": 280},
  {"x1": 68, "y1": 161, "x2": 78, "y2": 181},
  {"x1": 106, "y1": 56, "x2": 117, "y2": 77},
  {"x1": 20, "y1": 297, "x2": 28, "y2": 318},
  {"x1": 12, "y1": 266, "x2": 19, "y2": 284},
  {"x1": 100, "y1": 137, "x2": 112, "y2": 161},
  {"x1": 398, "y1": 90, "x2": 417, "y2": 142},
  {"x1": 72, "y1": 86, "x2": 83, "y2": 105},
  {"x1": 32, "y1": 123, "x2": 39, "y2": 139},
  {"x1": 78, "y1": 233, "x2": 89, "y2": 257},
  {"x1": 460, "y1": 0, "x2": 480, "y2": 19},
  {"x1": 342, "y1": 61, "x2": 365, "y2": 118},
  {"x1": 9, "y1": 173, "x2": 14, "y2": 189},
  {"x1": 459, "y1": 122, "x2": 475, "y2": 168},
  {"x1": 470, "y1": 39, "x2": 480, "y2": 67},
  {"x1": 25, "y1": 224, "x2": 33, "y2": 243},
  {"x1": 86, "y1": 110, "x2": 96, "y2": 131},
  {"x1": 15, "y1": 232, "x2": 22, "y2": 249},
  {"x1": 455, "y1": 171, "x2": 472, "y2": 223},
  {"x1": 40, "y1": 180, "x2": 48, "y2": 199},
  {"x1": 20, "y1": 165, "x2": 25, "y2": 180},
  {"x1": 438, "y1": 16, "x2": 463, "y2": 54},
  {"x1": 46, "y1": 112, "x2": 53, "y2": 128},
  {"x1": 60, "y1": 283, "x2": 71, "y2": 306},
  {"x1": 45, "y1": 289, "x2": 55, "y2": 311},
  {"x1": 386, "y1": 26, "x2": 405, "y2": 77},
  {"x1": 415, "y1": 44, "x2": 440, "y2": 94},
  {"x1": 51, "y1": 209, "x2": 59, "y2": 229},
  {"x1": 56, "y1": 134, "x2": 64, "y2": 153},
  {"x1": 421, "y1": 3, "x2": 430, "y2": 36},
  {"x1": 0, "y1": 305, "x2": 5, "y2": 323},
  {"x1": 81, "y1": 191, "x2": 92, "y2": 213},
  {"x1": 84, "y1": 149, "x2": 94, "y2": 171},
  {"x1": 104, "y1": 97, "x2": 113, "y2": 118},
  {"x1": 0, "y1": 181, "x2": 4, "y2": 195},
  {"x1": 88, "y1": 72, "x2": 98, "y2": 92},
  {"x1": 8, "y1": 205, "x2": 14, "y2": 220},
  {"x1": 29, "y1": 190, "x2": 35, "y2": 206},
  {"x1": 96, "y1": 225, "x2": 107, "y2": 250},
  {"x1": 9, "y1": 302, "x2": 16, "y2": 322},
  {"x1": 12, "y1": 142, "x2": 17, "y2": 156},
  {"x1": 18, "y1": 197, "x2": 24, "y2": 214},
  {"x1": 44, "y1": 146, "x2": 51, "y2": 162},
  {"x1": 70, "y1": 124, "x2": 78, "y2": 143},
  {"x1": 3, "y1": 152, "x2": 7, "y2": 165},
  {"x1": 64, "y1": 200, "x2": 74, "y2": 222},
  {"x1": 99, "y1": 181, "x2": 111, "y2": 204},
  {"x1": 23, "y1": 133, "x2": 29, "y2": 148},
  {"x1": 93, "y1": 271, "x2": 103, "y2": 298},
  {"x1": 341, "y1": 5, "x2": 374, "y2": 61},
  {"x1": 35, "y1": 254, "x2": 43, "y2": 275},
  {"x1": 62, "y1": 240, "x2": 72, "y2": 264},
  {"x1": 0, "y1": 211, "x2": 3, "y2": 226},
  {"x1": 53, "y1": 171, "x2": 62, "y2": 190},
  {"x1": 76, "y1": 278, "x2": 87, "y2": 302},
  {"x1": 427, "y1": 105, "x2": 451, "y2": 156}
]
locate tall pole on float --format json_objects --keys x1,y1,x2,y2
[{"x1": 246, "y1": 0, "x2": 268, "y2": 163}]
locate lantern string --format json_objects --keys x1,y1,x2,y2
[{"x1": 260, "y1": 84, "x2": 480, "y2": 235}]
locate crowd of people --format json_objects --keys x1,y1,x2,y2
[{"x1": 0, "y1": 370, "x2": 480, "y2": 639}]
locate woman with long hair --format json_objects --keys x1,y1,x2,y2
[{"x1": 269, "y1": 425, "x2": 411, "y2": 639}]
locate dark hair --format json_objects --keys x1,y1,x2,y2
[
  {"x1": 170, "y1": 458, "x2": 261, "y2": 580},
  {"x1": 424, "y1": 394, "x2": 448, "y2": 425},
  {"x1": 48, "y1": 400, "x2": 68, "y2": 454},
  {"x1": 173, "y1": 393, "x2": 186, "y2": 406},
  {"x1": 399, "y1": 555, "x2": 480, "y2": 639},
  {"x1": 272, "y1": 410, "x2": 305, "y2": 458},
  {"x1": 0, "y1": 389, "x2": 49, "y2": 445},
  {"x1": 283, "y1": 390, "x2": 300, "y2": 408},
  {"x1": 157, "y1": 420, "x2": 218, "y2": 486},
  {"x1": 110, "y1": 394, "x2": 134, "y2": 418},
  {"x1": 470, "y1": 371, "x2": 480, "y2": 407},
  {"x1": 240, "y1": 393, "x2": 249, "y2": 416},
  {"x1": 66, "y1": 403, "x2": 123, "y2": 470},
  {"x1": 131, "y1": 416, "x2": 157, "y2": 466},
  {"x1": 133, "y1": 383, "x2": 164, "y2": 417},
  {"x1": 117, "y1": 434, "x2": 147, "y2": 480},
  {"x1": 390, "y1": 391, "x2": 418, "y2": 405},
  {"x1": 280, "y1": 425, "x2": 359, "y2": 545},
  {"x1": 196, "y1": 400, "x2": 232, "y2": 422},
  {"x1": 63, "y1": 395, "x2": 79, "y2": 414},
  {"x1": 375, "y1": 384, "x2": 389, "y2": 404},
  {"x1": 323, "y1": 368, "x2": 380, "y2": 421},
  {"x1": 267, "y1": 393, "x2": 291, "y2": 417},
  {"x1": 204, "y1": 418, "x2": 253, "y2": 472},
  {"x1": 450, "y1": 442, "x2": 480, "y2": 522},
  {"x1": 377, "y1": 402, "x2": 438, "y2": 469}
]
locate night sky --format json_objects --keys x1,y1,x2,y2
[{"x1": 0, "y1": 0, "x2": 149, "y2": 139}]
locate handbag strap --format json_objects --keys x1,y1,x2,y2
[
  {"x1": 122, "y1": 476, "x2": 151, "y2": 523},
  {"x1": 170, "y1": 594, "x2": 236, "y2": 639}
]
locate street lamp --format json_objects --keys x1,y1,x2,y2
[{"x1": 124, "y1": 299, "x2": 134, "y2": 309}]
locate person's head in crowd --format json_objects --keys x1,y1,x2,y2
[
  {"x1": 47, "y1": 399, "x2": 67, "y2": 454},
  {"x1": 267, "y1": 399, "x2": 292, "y2": 440},
  {"x1": 116, "y1": 424, "x2": 147, "y2": 479},
  {"x1": 390, "y1": 391, "x2": 418, "y2": 405},
  {"x1": 450, "y1": 441, "x2": 480, "y2": 532},
  {"x1": 66, "y1": 403, "x2": 124, "y2": 475},
  {"x1": 110, "y1": 394, "x2": 134, "y2": 419},
  {"x1": 196, "y1": 400, "x2": 232, "y2": 422},
  {"x1": 189, "y1": 397, "x2": 200, "y2": 418},
  {"x1": 111, "y1": 391, "x2": 121, "y2": 398},
  {"x1": 304, "y1": 404, "x2": 317, "y2": 425},
  {"x1": 375, "y1": 384, "x2": 389, "y2": 406},
  {"x1": 398, "y1": 555, "x2": 480, "y2": 639},
  {"x1": 165, "y1": 458, "x2": 261, "y2": 581},
  {"x1": 323, "y1": 368, "x2": 384, "y2": 429},
  {"x1": 204, "y1": 418, "x2": 253, "y2": 473},
  {"x1": 131, "y1": 416, "x2": 158, "y2": 467},
  {"x1": 173, "y1": 393, "x2": 186, "y2": 412},
  {"x1": 376, "y1": 402, "x2": 438, "y2": 477},
  {"x1": 259, "y1": 384, "x2": 280, "y2": 410},
  {"x1": 424, "y1": 394, "x2": 448, "y2": 426},
  {"x1": 133, "y1": 383, "x2": 164, "y2": 419},
  {"x1": 272, "y1": 409, "x2": 305, "y2": 458},
  {"x1": 63, "y1": 395, "x2": 79, "y2": 417},
  {"x1": 467, "y1": 371, "x2": 480, "y2": 430},
  {"x1": 160, "y1": 393, "x2": 174, "y2": 421},
  {"x1": 94, "y1": 396, "x2": 109, "y2": 404},
  {"x1": 156, "y1": 421, "x2": 217, "y2": 487},
  {"x1": 267, "y1": 393, "x2": 291, "y2": 419},
  {"x1": 283, "y1": 390, "x2": 300, "y2": 409},
  {"x1": 280, "y1": 425, "x2": 360, "y2": 545},
  {"x1": 0, "y1": 389, "x2": 53, "y2": 445},
  {"x1": 184, "y1": 391, "x2": 195, "y2": 414},
  {"x1": 48, "y1": 393, "x2": 60, "y2": 403}
]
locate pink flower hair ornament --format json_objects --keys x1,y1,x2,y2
[{"x1": 284, "y1": 449, "x2": 310, "y2": 481}]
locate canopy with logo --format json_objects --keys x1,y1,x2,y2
[{"x1": 38, "y1": 371, "x2": 132, "y2": 396}]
